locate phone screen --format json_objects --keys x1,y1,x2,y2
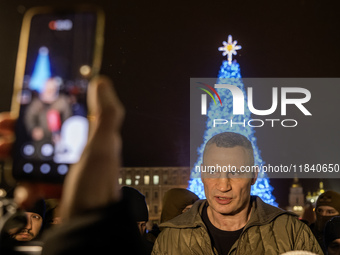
[{"x1": 12, "y1": 8, "x2": 103, "y2": 182}]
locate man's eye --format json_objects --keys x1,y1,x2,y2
[
  {"x1": 203, "y1": 171, "x2": 219, "y2": 177},
  {"x1": 229, "y1": 171, "x2": 241, "y2": 177},
  {"x1": 32, "y1": 215, "x2": 41, "y2": 220}
]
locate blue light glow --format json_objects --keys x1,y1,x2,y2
[{"x1": 29, "y1": 46, "x2": 51, "y2": 93}]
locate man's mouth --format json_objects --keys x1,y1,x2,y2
[
  {"x1": 215, "y1": 196, "x2": 232, "y2": 204},
  {"x1": 18, "y1": 233, "x2": 30, "y2": 237},
  {"x1": 16, "y1": 230, "x2": 33, "y2": 239}
]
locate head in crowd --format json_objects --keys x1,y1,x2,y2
[
  {"x1": 9, "y1": 199, "x2": 45, "y2": 242},
  {"x1": 201, "y1": 132, "x2": 257, "y2": 217},
  {"x1": 301, "y1": 202, "x2": 316, "y2": 226},
  {"x1": 280, "y1": 251, "x2": 319, "y2": 255},
  {"x1": 324, "y1": 216, "x2": 340, "y2": 255},
  {"x1": 315, "y1": 190, "x2": 340, "y2": 232},
  {"x1": 160, "y1": 188, "x2": 199, "y2": 223},
  {"x1": 121, "y1": 186, "x2": 149, "y2": 235}
]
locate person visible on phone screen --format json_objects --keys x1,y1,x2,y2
[{"x1": 24, "y1": 77, "x2": 71, "y2": 145}]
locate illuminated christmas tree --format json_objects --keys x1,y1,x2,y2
[
  {"x1": 188, "y1": 35, "x2": 277, "y2": 206},
  {"x1": 29, "y1": 46, "x2": 51, "y2": 93}
]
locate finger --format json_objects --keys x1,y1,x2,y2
[
  {"x1": 97, "y1": 79, "x2": 124, "y2": 130},
  {"x1": 60, "y1": 77, "x2": 124, "y2": 219},
  {"x1": 88, "y1": 76, "x2": 125, "y2": 133},
  {"x1": 0, "y1": 138, "x2": 13, "y2": 159},
  {"x1": 0, "y1": 112, "x2": 16, "y2": 136}
]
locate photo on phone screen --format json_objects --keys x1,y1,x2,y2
[{"x1": 11, "y1": 7, "x2": 104, "y2": 182}]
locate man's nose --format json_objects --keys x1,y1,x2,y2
[
  {"x1": 317, "y1": 209, "x2": 327, "y2": 216},
  {"x1": 216, "y1": 177, "x2": 231, "y2": 192},
  {"x1": 25, "y1": 216, "x2": 32, "y2": 230}
]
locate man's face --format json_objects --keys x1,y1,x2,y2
[
  {"x1": 315, "y1": 206, "x2": 339, "y2": 232},
  {"x1": 10, "y1": 212, "x2": 43, "y2": 241},
  {"x1": 202, "y1": 145, "x2": 257, "y2": 216},
  {"x1": 328, "y1": 238, "x2": 340, "y2": 255}
]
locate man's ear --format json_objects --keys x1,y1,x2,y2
[{"x1": 251, "y1": 166, "x2": 259, "y2": 185}]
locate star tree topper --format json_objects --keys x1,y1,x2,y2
[{"x1": 218, "y1": 35, "x2": 242, "y2": 65}]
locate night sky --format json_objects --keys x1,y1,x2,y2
[{"x1": 1, "y1": 0, "x2": 340, "y2": 207}]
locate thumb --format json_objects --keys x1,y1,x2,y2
[{"x1": 87, "y1": 76, "x2": 124, "y2": 132}]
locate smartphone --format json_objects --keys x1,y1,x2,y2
[{"x1": 10, "y1": 6, "x2": 105, "y2": 183}]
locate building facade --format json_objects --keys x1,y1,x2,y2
[
  {"x1": 306, "y1": 181, "x2": 325, "y2": 206},
  {"x1": 286, "y1": 178, "x2": 305, "y2": 216},
  {"x1": 118, "y1": 167, "x2": 191, "y2": 221},
  {"x1": 286, "y1": 179, "x2": 326, "y2": 219}
]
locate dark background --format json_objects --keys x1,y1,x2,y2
[{"x1": 1, "y1": 0, "x2": 340, "y2": 207}]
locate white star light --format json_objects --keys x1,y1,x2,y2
[{"x1": 218, "y1": 35, "x2": 242, "y2": 65}]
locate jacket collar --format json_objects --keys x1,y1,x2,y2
[
  {"x1": 159, "y1": 199, "x2": 207, "y2": 228},
  {"x1": 245, "y1": 196, "x2": 289, "y2": 229},
  {"x1": 159, "y1": 196, "x2": 290, "y2": 230}
]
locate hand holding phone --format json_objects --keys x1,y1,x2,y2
[
  {"x1": 11, "y1": 6, "x2": 104, "y2": 183},
  {"x1": 0, "y1": 77, "x2": 125, "y2": 216},
  {"x1": 0, "y1": 112, "x2": 15, "y2": 159}
]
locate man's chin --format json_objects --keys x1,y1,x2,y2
[
  {"x1": 213, "y1": 202, "x2": 246, "y2": 216},
  {"x1": 211, "y1": 203, "x2": 235, "y2": 215}
]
